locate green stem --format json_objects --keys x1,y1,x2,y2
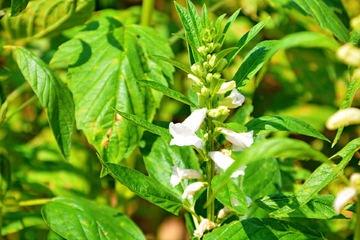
[
  {"x1": 140, "y1": 0, "x2": 155, "y2": 27},
  {"x1": 206, "y1": 117, "x2": 215, "y2": 221},
  {"x1": 355, "y1": 197, "x2": 360, "y2": 240},
  {"x1": 4, "y1": 198, "x2": 52, "y2": 207},
  {"x1": 183, "y1": 204, "x2": 201, "y2": 223},
  {"x1": 218, "y1": 212, "x2": 234, "y2": 225},
  {"x1": 0, "y1": 95, "x2": 37, "y2": 126}
]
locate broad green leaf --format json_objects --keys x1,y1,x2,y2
[
  {"x1": 2, "y1": 0, "x2": 94, "y2": 40},
  {"x1": 51, "y1": 18, "x2": 174, "y2": 163},
  {"x1": 136, "y1": 79, "x2": 198, "y2": 108},
  {"x1": 48, "y1": 230, "x2": 65, "y2": 240},
  {"x1": 233, "y1": 40, "x2": 278, "y2": 90},
  {"x1": 114, "y1": 109, "x2": 172, "y2": 138},
  {"x1": 10, "y1": 0, "x2": 28, "y2": 17},
  {"x1": 256, "y1": 193, "x2": 345, "y2": 219},
  {"x1": 212, "y1": 120, "x2": 247, "y2": 133},
  {"x1": 226, "y1": 17, "x2": 270, "y2": 66},
  {"x1": 140, "y1": 133, "x2": 201, "y2": 198},
  {"x1": 2, "y1": 212, "x2": 45, "y2": 236},
  {"x1": 153, "y1": 55, "x2": 199, "y2": 78},
  {"x1": 42, "y1": 197, "x2": 146, "y2": 240},
  {"x1": 245, "y1": 115, "x2": 330, "y2": 142},
  {"x1": 203, "y1": 218, "x2": 324, "y2": 239},
  {"x1": 211, "y1": 138, "x2": 327, "y2": 202},
  {"x1": 227, "y1": 102, "x2": 253, "y2": 125},
  {"x1": 271, "y1": 138, "x2": 360, "y2": 216},
  {"x1": 220, "y1": 9, "x2": 241, "y2": 46},
  {"x1": 174, "y1": 2, "x2": 202, "y2": 64},
  {"x1": 294, "y1": 0, "x2": 349, "y2": 42},
  {"x1": 13, "y1": 47, "x2": 75, "y2": 161},
  {"x1": 212, "y1": 176, "x2": 248, "y2": 215},
  {"x1": 100, "y1": 160, "x2": 184, "y2": 215}
]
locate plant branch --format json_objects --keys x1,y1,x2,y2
[
  {"x1": 140, "y1": 0, "x2": 155, "y2": 27},
  {"x1": 4, "y1": 198, "x2": 52, "y2": 207}
]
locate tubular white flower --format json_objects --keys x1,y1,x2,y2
[
  {"x1": 218, "y1": 89, "x2": 245, "y2": 109},
  {"x1": 216, "y1": 81, "x2": 236, "y2": 94},
  {"x1": 326, "y1": 108, "x2": 360, "y2": 130},
  {"x1": 181, "y1": 182, "x2": 206, "y2": 199},
  {"x1": 194, "y1": 219, "x2": 217, "y2": 238},
  {"x1": 217, "y1": 207, "x2": 231, "y2": 219},
  {"x1": 208, "y1": 151, "x2": 246, "y2": 178},
  {"x1": 334, "y1": 187, "x2": 357, "y2": 214},
  {"x1": 246, "y1": 196, "x2": 252, "y2": 206},
  {"x1": 170, "y1": 166, "x2": 203, "y2": 187},
  {"x1": 188, "y1": 74, "x2": 202, "y2": 85},
  {"x1": 169, "y1": 108, "x2": 207, "y2": 149},
  {"x1": 219, "y1": 128, "x2": 254, "y2": 151}
]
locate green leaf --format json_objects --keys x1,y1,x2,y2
[
  {"x1": 153, "y1": 55, "x2": 198, "y2": 78},
  {"x1": 226, "y1": 17, "x2": 270, "y2": 66},
  {"x1": 51, "y1": 18, "x2": 174, "y2": 163},
  {"x1": 2, "y1": 212, "x2": 45, "y2": 236},
  {"x1": 212, "y1": 176, "x2": 248, "y2": 215},
  {"x1": 212, "y1": 47, "x2": 238, "y2": 70},
  {"x1": 220, "y1": 9, "x2": 241, "y2": 46},
  {"x1": 174, "y1": 2, "x2": 202, "y2": 64},
  {"x1": 294, "y1": 0, "x2": 349, "y2": 42},
  {"x1": 227, "y1": 102, "x2": 253, "y2": 125},
  {"x1": 233, "y1": 40, "x2": 278, "y2": 90},
  {"x1": 13, "y1": 47, "x2": 75, "y2": 161},
  {"x1": 271, "y1": 137, "x2": 360, "y2": 216},
  {"x1": 212, "y1": 120, "x2": 247, "y2": 133},
  {"x1": 211, "y1": 138, "x2": 327, "y2": 203},
  {"x1": 42, "y1": 197, "x2": 146, "y2": 240},
  {"x1": 100, "y1": 160, "x2": 184, "y2": 215},
  {"x1": 10, "y1": 0, "x2": 28, "y2": 17},
  {"x1": 256, "y1": 193, "x2": 345, "y2": 219},
  {"x1": 140, "y1": 134, "x2": 201, "y2": 198},
  {"x1": 172, "y1": 33, "x2": 203, "y2": 59},
  {"x1": 136, "y1": 79, "x2": 198, "y2": 108},
  {"x1": 114, "y1": 109, "x2": 172, "y2": 138},
  {"x1": 203, "y1": 218, "x2": 324, "y2": 239},
  {"x1": 201, "y1": 4, "x2": 209, "y2": 29},
  {"x1": 3, "y1": 0, "x2": 94, "y2": 40},
  {"x1": 245, "y1": 115, "x2": 330, "y2": 142},
  {"x1": 186, "y1": 0, "x2": 203, "y2": 43}
]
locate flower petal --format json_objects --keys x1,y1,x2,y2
[
  {"x1": 194, "y1": 219, "x2": 217, "y2": 238},
  {"x1": 326, "y1": 108, "x2": 360, "y2": 130},
  {"x1": 182, "y1": 182, "x2": 206, "y2": 199},
  {"x1": 170, "y1": 166, "x2": 181, "y2": 187},
  {"x1": 334, "y1": 187, "x2": 357, "y2": 214},
  {"x1": 220, "y1": 128, "x2": 254, "y2": 151},
  {"x1": 169, "y1": 122, "x2": 203, "y2": 149},
  {"x1": 182, "y1": 108, "x2": 207, "y2": 132},
  {"x1": 219, "y1": 89, "x2": 245, "y2": 109},
  {"x1": 208, "y1": 151, "x2": 246, "y2": 178},
  {"x1": 217, "y1": 81, "x2": 236, "y2": 94}
]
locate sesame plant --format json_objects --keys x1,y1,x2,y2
[{"x1": 0, "y1": 0, "x2": 360, "y2": 239}]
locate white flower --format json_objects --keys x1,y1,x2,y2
[
  {"x1": 337, "y1": 43, "x2": 360, "y2": 67},
  {"x1": 188, "y1": 74, "x2": 202, "y2": 85},
  {"x1": 333, "y1": 173, "x2": 360, "y2": 214},
  {"x1": 181, "y1": 182, "x2": 206, "y2": 199},
  {"x1": 194, "y1": 219, "x2": 217, "y2": 238},
  {"x1": 170, "y1": 166, "x2": 202, "y2": 187},
  {"x1": 218, "y1": 89, "x2": 245, "y2": 109},
  {"x1": 208, "y1": 151, "x2": 246, "y2": 178},
  {"x1": 169, "y1": 108, "x2": 207, "y2": 149},
  {"x1": 216, "y1": 81, "x2": 236, "y2": 94},
  {"x1": 217, "y1": 207, "x2": 231, "y2": 219},
  {"x1": 219, "y1": 128, "x2": 254, "y2": 151},
  {"x1": 326, "y1": 108, "x2": 360, "y2": 130}
]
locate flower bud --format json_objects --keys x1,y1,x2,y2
[
  {"x1": 216, "y1": 58, "x2": 228, "y2": 72},
  {"x1": 216, "y1": 81, "x2": 236, "y2": 94},
  {"x1": 215, "y1": 43, "x2": 221, "y2": 52},
  {"x1": 351, "y1": 15, "x2": 360, "y2": 31},
  {"x1": 198, "y1": 46, "x2": 208, "y2": 57},
  {"x1": 188, "y1": 74, "x2": 202, "y2": 85},
  {"x1": 206, "y1": 73, "x2": 213, "y2": 83},
  {"x1": 191, "y1": 64, "x2": 205, "y2": 77},
  {"x1": 337, "y1": 43, "x2": 360, "y2": 67},
  {"x1": 182, "y1": 182, "x2": 206, "y2": 199},
  {"x1": 208, "y1": 42, "x2": 215, "y2": 53},
  {"x1": 207, "y1": 106, "x2": 230, "y2": 118},
  {"x1": 350, "y1": 173, "x2": 360, "y2": 189},
  {"x1": 206, "y1": 54, "x2": 212, "y2": 61},
  {"x1": 197, "y1": 93, "x2": 206, "y2": 107},
  {"x1": 204, "y1": 29, "x2": 211, "y2": 42},
  {"x1": 201, "y1": 87, "x2": 210, "y2": 97},
  {"x1": 203, "y1": 61, "x2": 210, "y2": 71},
  {"x1": 194, "y1": 219, "x2": 217, "y2": 238},
  {"x1": 326, "y1": 108, "x2": 360, "y2": 130},
  {"x1": 219, "y1": 89, "x2": 245, "y2": 109},
  {"x1": 170, "y1": 166, "x2": 203, "y2": 187},
  {"x1": 217, "y1": 207, "x2": 231, "y2": 219},
  {"x1": 209, "y1": 54, "x2": 216, "y2": 67}
]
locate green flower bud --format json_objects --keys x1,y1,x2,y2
[
  {"x1": 201, "y1": 87, "x2": 210, "y2": 97},
  {"x1": 206, "y1": 73, "x2": 213, "y2": 83},
  {"x1": 0, "y1": 154, "x2": 11, "y2": 199},
  {"x1": 197, "y1": 93, "x2": 206, "y2": 107},
  {"x1": 209, "y1": 55, "x2": 216, "y2": 68},
  {"x1": 203, "y1": 61, "x2": 210, "y2": 71},
  {"x1": 198, "y1": 46, "x2": 208, "y2": 57},
  {"x1": 216, "y1": 58, "x2": 228, "y2": 72},
  {"x1": 207, "y1": 106, "x2": 230, "y2": 118},
  {"x1": 191, "y1": 64, "x2": 205, "y2": 77},
  {"x1": 204, "y1": 29, "x2": 212, "y2": 42},
  {"x1": 208, "y1": 43, "x2": 215, "y2": 53},
  {"x1": 215, "y1": 43, "x2": 221, "y2": 52},
  {"x1": 206, "y1": 54, "x2": 212, "y2": 61},
  {"x1": 188, "y1": 74, "x2": 203, "y2": 85}
]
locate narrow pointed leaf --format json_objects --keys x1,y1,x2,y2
[
  {"x1": 245, "y1": 115, "x2": 330, "y2": 142},
  {"x1": 101, "y1": 160, "x2": 184, "y2": 215},
  {"x1": 137, "y1": 79, "x2": 198, "y2": 108},
  {"x1": 42, "y1": 197, "x2": 146, "y2": 239},
  {"x1": 271, "y1": 138, "x2": 360, "y2": 216},
  {"x1": 215, "y1": 14, "x2": 226, "y2": 35},
  {"x1": 201, "y1": 4, "x2": 209, "y2": 29},
  {"x1": 186, "y1": 0, "x2": 203, "y2": 42},
  {"x1": 114, "y1": 109, "x2": 172, "y2": 138},
  {"x1": 226, "y1": 17, "x2": 270, "y2": 66},
  {"x1": 153, "y1": 55, "x2": 199, "y2": 78},
  {"x1": 212, "y1": 47, "x2": 238, "y2": 69},
  {"x1": 220, "y1": 9, "x2": 241, "y2": 45},
  {"x1": 172, "y1": 33, "x2": 203, "y2": 59},
  {"x1": 10, "y1": 0, "x2": 29, "y2": 17},
  {"x1": 13, "y1": 47, "x2": 75, "y2": 161}
]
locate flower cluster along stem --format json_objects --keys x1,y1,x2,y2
[{"x1": 355, "y1": 196, "x2": 360, "y2": 240}]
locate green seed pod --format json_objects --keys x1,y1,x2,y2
[{"x1": 0, "y1": 154, "x2": 11, "y2": 199}]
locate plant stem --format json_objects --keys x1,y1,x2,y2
[
  {"x1": 206, "y1": 117, "x2": 215, "y2": 221},
  {"x1": 355, "y1": 197, "x2": 360, "y2": 240},
  {"x1": 140, "y1": 0, "x2": 155, "y2": 27},
  {"x1": 183, "y1": 204, "x2": 201, "y2": 223},
  {"x1": 0, "y1": 95, "x2": 37, "y2": 126},
  {"x1": 4, "y1": 198, "x2": 52, "y2": 207}
]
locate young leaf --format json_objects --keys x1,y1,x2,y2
[
  {"x1": 3, "y1": 0, "x2": 94, "y2": 40},
  {"x1": 10, "y1": 0, "x2": 29, "y2": 17},
  {"x1": 203, "y1": 218, "x2": 324, "y2": 239},
  {"x1": 212, "y1": 47, "x2": 238, "y2": 69},
  {"x1": 13, "y1": 47, "x2": 75, "y2": 162},
  {"x1": 153, "y1": 55, "x2": 200, "y2": 78},
  {"x1": 42, "y1": 197, "x2": 146, "y2": 239},
  {"x1": 136, "y1": 79, "x2": 198, "y2": 108},
  {"x1": 226, "y1": 17, "x2": 270, "y2": 66},
  {"x1": 245, "y1": 115, "x2": 330, "y2": 142},
  {"x1": 220, "y1": 9, "x2": 241, "y2": 46},
  {"x1": 172, "y1": 33, "x2": 204, "y2": 59},
  {"x1": 256, "y1": 193, "x2": 345, "y2": 219},
  {"x1": 140, "y1": 134, "x2": 201, "y2": 198},
  {"x1": 114, "y1": 109, "x2": 172, "y2": 138},
  {"x1": 215, "y1": 14, "x2": 226, "y2": 35},
  {"x1": 233, "y1": 40, "x2": 278, "y2": 90},
  {"x1": 212, "y1": 120, "x2": 247, "y2": 133},
  {"x1": 212, "y1": 176, "x2": 248, "y2": 215},
  {"x1": 101, "y1": 160, "x2": 184, "y2": 215},
  {"x1": 271, "y1": 137, "x2": 360, "y2": 216},
  {"x1": 51, "y1": 18, "x2": 174, "y2": 164},
  {"x1": 186, "y1": 0, "x2": 203, "y2": 42},
  {"x1": 201, "y1": 4, "x2": 209, "y2": 29}
]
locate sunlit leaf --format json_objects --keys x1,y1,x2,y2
[{"x1": 10, "y1": 0, "x2": 28, "y2": 17}]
